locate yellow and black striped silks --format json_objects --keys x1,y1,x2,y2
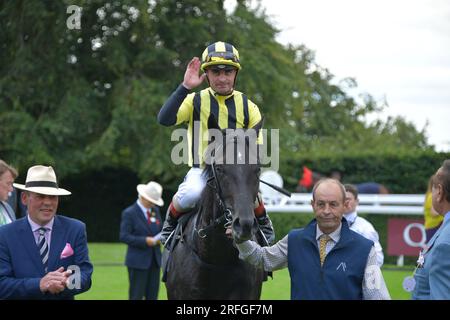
[{"x1": 175, "y1": 88, "x2": 262, "y2": 167}]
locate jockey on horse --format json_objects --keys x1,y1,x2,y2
[{"x1": 157, "y1": 41, "x2": 275, "y2": 246}]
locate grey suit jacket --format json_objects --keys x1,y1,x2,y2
[
  {"x1": 0, "y1": 201, "x2": 16, "y2": 223},
  {"x1": 413, "y1": 212, "x2": 450, "y2": 299}
]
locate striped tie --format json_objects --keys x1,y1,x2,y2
[{"x1": 38, "y1": 227, "x2": 49, "y2": 272}]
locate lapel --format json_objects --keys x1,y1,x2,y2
[
  {"x1": 305, "y1": 219, "x2": 353, "y2": 255},
  {"x1": 18, "y1": 218, "x2": 45, "y2": 273},
  {"x1": 148, "y1": 207, "x2": 162, "y2": 233},
  {"x1": 425, "y1": 215, "x2": 450, "y2": 254},
  {"x1": 135, "y1": 204, "x2": 151, "y2": 232},
  {"x1": 48, "y1": 216, "x2": 66, "y2": 270},
  {"x1": 153, "y1": 207, "x2": 162, "y2": 232}
]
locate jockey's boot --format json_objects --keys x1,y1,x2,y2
[
  {"x1": 160, "y1": 204, "x2": 180, "y2": 246},
  {"x1": 254, "y1": 192, "x2": 275, "y2": 246}
]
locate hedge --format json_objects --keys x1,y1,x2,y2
[{"x1": 281, "y1": 152, "x2": 450, "y2": 193}]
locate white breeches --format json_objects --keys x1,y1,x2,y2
[{"x1": 174, "y1": 167, "x2": 207, "y2": 210}]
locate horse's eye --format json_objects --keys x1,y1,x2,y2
[
  {"x1": 215, "y1": 166, "x2": 224, "y2": 174},
  {"x1": 255, "y1": 167, "x2": 261, "y2": 175}
]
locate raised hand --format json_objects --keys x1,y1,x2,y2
[{"x1": 182, "y1": 57, "x2": 206, "y2": 90}]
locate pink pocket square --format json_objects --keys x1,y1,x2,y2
[{"x1": 60, "y1": 243, "x2": 74, "y2": 259}]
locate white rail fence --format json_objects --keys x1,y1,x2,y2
[{"x1": 263, "y1": 193, "x2": 425, "y2": 215}]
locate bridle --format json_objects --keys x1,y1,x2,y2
[{"x1": 196, "y1": 160, "x2": 233, "y2": 238}]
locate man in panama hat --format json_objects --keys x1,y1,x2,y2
[
  {"x1": 0, "y1": 165, "x2": 93, "y2": 299},
  {"x1": 120, "y1": 181, "x2": 164, "y2": 300}
]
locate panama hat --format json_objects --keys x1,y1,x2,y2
[
  {"x1": 137, "y1": 181, "x2": 164, "y2": 206},
  {"x1": 13, "y1": 165, "x2": 71, "y2": 196}
]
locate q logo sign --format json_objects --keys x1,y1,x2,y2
[
  {"x1": 387, "y1": 218, "x2": 426, "y2": 256},
  {"x1": 403, "y1": 223, "x2": 426, "y2": 248}
]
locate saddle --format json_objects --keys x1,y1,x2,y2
[{"x1": 161, "y1": 210, "x2": 196, "y2": 282}]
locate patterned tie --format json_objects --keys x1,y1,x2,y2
[
  {"x1": 319, "y1": 234, "x2": 331, "y2": 266},
  {"x1": 38, "y1": 227, "x2": 49, "y2": 272}
]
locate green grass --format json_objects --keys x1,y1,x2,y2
[{"x1": 77, "y1": 243, "x2": 414, "y2": 300}]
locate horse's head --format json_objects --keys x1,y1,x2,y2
[{"x1": 204, "y1": 118, "x2": 263, "y2": 242}]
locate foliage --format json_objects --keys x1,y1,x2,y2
[
  {"x1": 55, "y1": 152, "x2": 448, "y2": 242},
  {"x1": 283, "y1": 151, "x2": 450, "y2": 193},
  {"x1": 0, "y1": 0, "x2": 432, "y2": 186}
]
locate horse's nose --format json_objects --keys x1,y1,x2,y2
[{"x1": 232, "y1": 216, "x2": 258, "y2": 242}]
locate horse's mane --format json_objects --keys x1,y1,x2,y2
[{"x1": 166, "y1": 128, "x2": 265, "y2": 300}]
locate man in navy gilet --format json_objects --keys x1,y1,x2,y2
[{"x1": 235, "y1": 178, "x2": 391, "y2": 300}]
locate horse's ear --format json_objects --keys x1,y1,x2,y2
[{"x1": 208, "y1": 114, "x2": 220, "y2": 130}]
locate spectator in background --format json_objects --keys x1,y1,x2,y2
[
  {"x1": 423, "y1": 175, "x2": 443, "y2": 242},
  {"x1": 344, "y1": 184, "x2": 384, "y2": 266},
  {"x1": 329, "y1": 170, "x2": 343, "y2": 182},
  {"x1": 120, "y1": 181, "x2": 164, "y2": 300},
  {"x1": 0, "y1": 160, "x2": 18, "y2": 226},
  {"x1": 413, "y1": 159, "x2": 450, "y2": 299},
  {"x1": 295, "y1": 166, "x2": 323, "y2": 193},
  {"x1": 356, "y1": 182, "x2": 389, "y2": 194},
  {"x1": 7, "y1": 187, "x2": 27, "y2": 218},
  {"x1": 6, "y1": 187, "x2": 18, "y2": 216}
]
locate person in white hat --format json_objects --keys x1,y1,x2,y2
[
  {"x1": 119, "y1": 180, "x2": 164, "y2": 300},
  {"x1": 0, "y1": 165, "x2": 93, "y2": 300}
]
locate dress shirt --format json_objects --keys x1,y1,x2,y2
[
  {"x1": 136, "y1": 199, "x2": 152, "y2": 220},
  {"x1": 27, "y1": 215, "x2": 54, "y2": 251},
  {"x1": 344, "y1": 211, "x2": 384, "y2": 266}
]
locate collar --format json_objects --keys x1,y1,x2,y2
[
  {"x1": 444, "y1": 211, "x2": 450, "y2": 223},
  {"x1": 344, "y1": 211, "x2": 357, "y2": 224},
  {"x1": 316, "y1": 222, "x2": 342, "y2": 244},
  {"x1": 27, "y1": 215, "x2": 54, "y2": 232},
  {"x1": 208, "y1": 87, "x2": 235, "y2": 99},
  {"x1": 136, "y1": 199, "x2": 151, "y2": 214}
]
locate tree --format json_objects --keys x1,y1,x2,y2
[{"x1": 0, "y1": 0, "x2": 432, "y2": 188}]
